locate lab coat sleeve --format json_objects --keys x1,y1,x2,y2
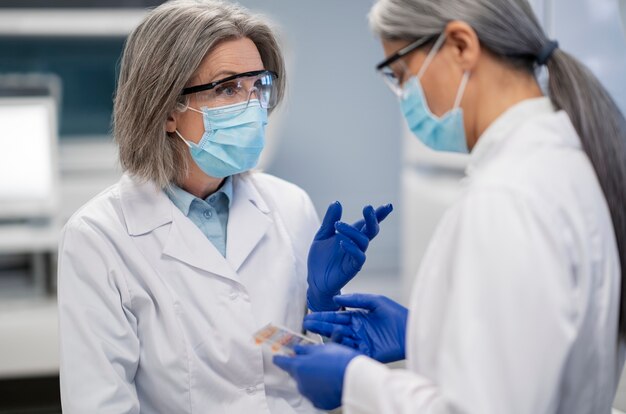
[
  {"x1": 58, "y1": 220, "x2": 141, "y2": 414},
  {"x1": 342, "y1": 188, "x2": 577, "y2": 414},
  {"x1": 293, "y1": 190, "x2": 320, "y2": 319}
]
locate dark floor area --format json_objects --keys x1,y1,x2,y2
[{"x1": 0, "y1": 376, "x2": 61, "y2": 414}]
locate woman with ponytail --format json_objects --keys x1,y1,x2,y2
[{"x1": 274, "y1": 0, "x2": 626, "y2": 412}]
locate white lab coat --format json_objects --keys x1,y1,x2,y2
[
  {"x1": 343, "y1": 98, "x2": 623, "y2": 413},
  {"x1": 58, "y1": 172, "x2": 323, "y2": 414}
]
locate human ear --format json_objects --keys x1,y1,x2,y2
[
  {"x1": 165, "y1": 112, "x2": 178, "y2": 133},
  {"x1": 444, "y1": 21, "x2": 481, "y2": 71}
]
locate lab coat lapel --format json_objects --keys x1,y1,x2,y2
[
  {"x1": 163, "y1": 211, "x2": 239, "y2": 283},
  {"x1": 227, "y1": 174, "x2": 272, "y2": 272},
  {"x1": 119, "y1": 174, "x2": 240, "y2": 282}
]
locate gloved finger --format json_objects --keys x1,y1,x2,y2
[
  {"x1": 351, "y1": 217, "x2": 366, "y2": 233},
  {"x1": 305, "y1": 320, "x2": 355, "y2": 339},
  {"x1": 294, "y1": 344, "x2": 323, "y2": 355},
  {"x1": 314, "y1": 201, "x2": 342, "y2": 241},
  {"x1": 303, "y1": 319, "x2": 338, "y2": 337},
  {"x1": 340, "y1": 337, "x2": 359, "y2": 349},
  {"x1": 339, "y1": 240, "x2": 366, "y2": 273},
  {"x1": 329, "y1": 325, "x2": 358, "y2": 342},
  {"x1": 361, "y1": 205, "x2": 379, "y2": 240},
  {"x1": 305, "y1": 312, "x2": 352, "y2": 325},
  {"x1": 273, "y1": 355, "x2": 297, "y2": 375},
  {"x1": 333, "y1": 293, "x2": 382, "y2": 311},
  {"x1": 374, "y1": 203, "x2": 394, "y2": 223},
  {"x1": 335, "y1": 222, "x2": 369, "y2": 251},
  {"x1": 352, "y1": 203, "x2": 394, "y2": 232}
]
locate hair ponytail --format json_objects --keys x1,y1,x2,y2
[{"x1": 546, "y1": 49, "x2": 626, "y2": 336}]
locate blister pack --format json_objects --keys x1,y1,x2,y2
[{"x1": 253, "y1": 323, "x2": 321, "y2": 355}]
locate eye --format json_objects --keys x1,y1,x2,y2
[
  {"x1": 384, "y1": 71, "x2": 398, "y2": 82},
  {"x1": 215, "y1": 81, "x2": 243, "y2": 97}
]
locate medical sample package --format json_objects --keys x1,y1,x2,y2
[{"x1": 253, "y1": 323, "x2": 321, "y2": 355}]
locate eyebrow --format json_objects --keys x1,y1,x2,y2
[
  {"x1": 185, "y1": 70, "x2": 239, "y2": 91},
  {"x1": 208, "y1": 70, "x2": 239, "y2": 83}
]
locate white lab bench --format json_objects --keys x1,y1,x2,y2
[
  {"x1": 0, "y1": 138, "x2": 121, "y2": 380},
  {"x1": 0, "y1": 298, "x2": 58, "y2": 379}
]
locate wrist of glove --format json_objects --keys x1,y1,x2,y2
[
  {"x1": 273, "y1": 343, "x2": 359, "y2": 410},
  {"x1": 307, "y1": 287, "x2": 341, "y2": 312}
]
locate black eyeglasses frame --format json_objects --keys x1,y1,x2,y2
[
  {"x1": 375, "y1": 36, "x2": 437, "y2": 72},
  {"x1": 181, "y1": 70, "x2": 278, "y2": 96}
]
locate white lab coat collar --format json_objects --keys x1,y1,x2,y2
[
  {"x1": 119, "y1": 174, "x2": 173, "y2": 236},
  {"x1": 466, "y1": 97, "x2": 556, "y2": 176},
  {"x1": 119, "y1": 173, "x2": 273, "y2": 281}
]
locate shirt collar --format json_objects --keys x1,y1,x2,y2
[
  {"x1": 218, "y1": 175, "x2": 234, "y2": 208},
  {"x1": 166, "y1": 176, "x2": 234, "y2": 216},
  {"x1": 466, "y1": 97, "x2": 555, "y2": 176}
]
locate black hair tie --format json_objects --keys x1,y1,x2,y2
[{"x1": 537, "y1": 40, "x2": 559, "y2": 66}]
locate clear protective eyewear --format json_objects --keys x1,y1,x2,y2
[
  {"x1": 375, "y1": 35, "x2": 440, "y2": 97},
  {"x1": 179, "y1": 70, "x2": 278, "y2": 115}
]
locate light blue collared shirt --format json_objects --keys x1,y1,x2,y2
[{"x1": 166, "y1": 177, "x2": 233, "y2": 257}]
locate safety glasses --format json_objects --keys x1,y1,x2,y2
[
  {"x1": 375, "y1": 36, "x2": 436, "y2": 97},
  {"x1": 179, "y1": 70, "x2": 278, "y2": 115}
]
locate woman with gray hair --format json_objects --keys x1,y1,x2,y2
[
  {"x1": 56, "y1": 0, "x2": 390, "y2": 412},
  {"x1": 274, "y1": 0, "x2": 626, "y2": 412}
]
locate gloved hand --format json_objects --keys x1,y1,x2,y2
[
  {"x1": 304, "y1": 294, "x2": 408, "y2": 363},
  {"x1": 307, "y1": 202, "x2": 393, "y2": 311},
  {"x1": 273, "y1": 343, "x2": 359, "y2": 410}
]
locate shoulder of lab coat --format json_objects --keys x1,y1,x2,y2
[
  {"x1": 57, "y1": 172, "x2": 321, "y2": 413},
  {"x1": 243, "y1": 171, "x2": 321, "y2": 259},
  {"x1": 342, "y1": 106, "x2": 621, "y2": 413}
]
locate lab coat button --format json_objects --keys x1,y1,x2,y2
[
  {"x1": 245, "y1": 386, "x2": 258, "y2": 395},
  {"x1": 229, "y1": 291, "x2": 238, "y2": 300}
]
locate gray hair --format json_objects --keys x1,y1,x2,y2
[
  {"x1": 370, "y1": 0, "x2": 626, "y2": 337},
  {"x1": 114, "y1": 0, "x2": 286, "y2": 188}
]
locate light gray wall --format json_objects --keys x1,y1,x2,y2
[{"x1": 239, "y1": 0, "x2": 404, "y2": 274}]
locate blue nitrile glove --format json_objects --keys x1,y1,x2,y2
[
  {"x1": 307, "y1": 202, "x2": 394, "y2": 312},
  {"x1": 273, "y1": 343, "x2": 359, "y2": 410},
  {"x1": 303, "y1": 294, "x2": 408, "y2": 363}
]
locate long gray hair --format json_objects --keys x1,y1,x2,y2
[
  {"x1": 370, "y1": 0, "x2": 626, "y2": 337},
  {"x1": 114, "y1": 0, "x2": 285, "y2": 188}
]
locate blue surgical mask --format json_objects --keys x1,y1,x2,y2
[
  {"x1": 400, "y1": 34, "x2": 470, "y2": 154},
  {"x1": 176, "y1": 99, "x2": 267, "y2": 178}
]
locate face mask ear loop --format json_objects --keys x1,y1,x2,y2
[
  {"x1": 185, "y1": 106, "x2": 203, "y2": 115},
  {"x1": 174, "y1": 130, "x2": 192, "y2": 148},
  {"x1": 417, "y1": 33, "x2": 447, "y2": 80},
  {"x1": 453, "y1": 71, "x2": 470, "y2": 109}
]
